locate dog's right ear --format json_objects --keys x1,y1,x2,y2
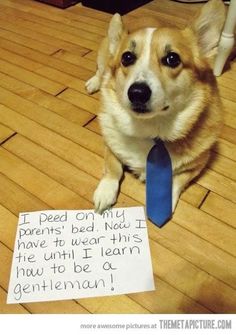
[
  {"x1": 190, "y1": 0, "x2": 226, "y2": 57},
  {"x1": 108, "y1": 13, "x2": 126, "y2": 56}
]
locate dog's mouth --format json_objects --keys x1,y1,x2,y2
[
  {"x1": 131, "y1": 102, "x2": 150, "y2": 113},
  {"x1": 131, "y1": 103, "x2": 170, "y2": 114},
  {"x1": 162, "y1": 105, "x2": 170, "y2": 111}
]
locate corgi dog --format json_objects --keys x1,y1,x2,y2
[{"x1": 86, "y1": 0, "x2": 225, "y2": 215}]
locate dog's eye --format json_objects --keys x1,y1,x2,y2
[
  {"x1": 121, "y1": 51, "x2": 136, "y2": 67},
  {"x1": 161, "y1": 52, "x2": 181, "y2": 68}
]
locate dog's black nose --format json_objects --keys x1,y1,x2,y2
[{"x1": 128, "y1": 82, "x2": 152, "y2": 105}]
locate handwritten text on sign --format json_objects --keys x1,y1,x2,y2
[{"x1": 7, "y1": 207, "x2": 155, "y2": 303}]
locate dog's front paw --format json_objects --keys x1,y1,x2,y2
[
  {"x1": 85, "y1": 75, "x2": 101, "y2": 94},
  {"x1": 172, "y1": 184, "x2": 181, "y2": 212},
  {"x1": 93, "y1": 178, "x2": 119, "y2": 214}
]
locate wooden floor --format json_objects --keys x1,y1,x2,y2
[{"x1": 0, "y1": 0, "x2": 235, "y2": 314}]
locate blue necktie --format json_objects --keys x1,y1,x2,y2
[{"x1": 146, "y1": 139, "x2": 172, "y2": 227}]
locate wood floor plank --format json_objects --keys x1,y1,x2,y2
[
  {"x1": 150, "y1": 239, "x2": 236, "y2": 313},
  {"x1": 81, "y1": 278, "x2": 210, "y2": 313},
  {"x1": 0, "y1": 27, "x2": 59, "y2": 55},
  {"x1": 0, "y1": 106, "x2": 105, "y2": 193},
  {"x1": 0, "y1": 38, "x2": 93, "y2": 81},
  {"x1": 52, "y1": 49, "x2": 96, "y2": 71},
  {"x1": 0, "y1": 59, "x2": 65, "y2": 96},
  {"x1": 223, "y1": 97, "x2": 236, "y2": 115},
  {"x1": 36, "y1": 65, "x2": 100, "y2": 98},
  {"x1": 0, "y1": 47, "x2": 42, "y2": 71},
  {"x1": 215, "y1": 138, "x2": 236, "y2": 162},
  {"x1": 197, "y1": 169, "x2": 236, "y2": 203},
  {"x1": 130, "y1": 276, "x2": 211, "y2": 314},
  {"x1": 0, "y1": 148, "x2": 91, "y2": 209},
  {"x1": 173, "y1": 201, "x2": 236, "y2": 256},
  {"x1": 0, "y1": 204, "x2": 18, "y2": 249},
  {"x1": 221, "y1": 125, "x2": 236, "y2": 145},
  {"x1": 180, "y1": 184, "x2": 208, "y2": 208},
  {"x1": 201, "y1": 192, "x2": 236, "y2": 229},
  {"x1": 0, "y1": 71, "x2": 36, "y2": 99},
  {"x1": 0, "y1": 243, "x2": 17, "y2": 291},
  {"x1": 224, "y1": 112, "x2": 236, "y2": 130},
  {"x1": 84, "y1": 50, "x2": 97, "y2": 62},
  {"x1": 0, "y1": 5, "x2": 103, "y2": 43},
  {"x1": 222, "y1": 102, "x2": 236, "y2": 130},
  {"x1": 35, "y1": 66, "x2": 91, "y2": 95},
  {"x1": 85, "y1": 117, "x2": 101, "y2": 135},
  {"x1": 4, "y1": 0, "x2": 108, "y2": 31},
  {"x1": 224, "y1": 109, "x2": 236, "y2": 129},
  {"x1": 148, "y1": 221, "x2": 236, "y2": 290},
  {"x1": 221, "y1": 67, "x2": 236, "y2": 81},
  {"x1": 0, "y1": 15, "x2": 89, "y2": 55},
  {"x1": 85, "y1": 121, "x2": 101, "y2": 137},
  {"x1": 0, "y1": 124, "x2": 15, "y2": 144},
  {"x1": 78, "y1": 296, "x2": 149, "y2": 314},
  {"x1": 0, "y1": 12, "x2": 98, "y2": 51},
  {"x1": 22, "y1": 299, "x2": 89, "y2": 314},
  {"x1": 3, "y1": 134, "x2": 100, "y2": 201},
  {"x1": 0, "y1": 286, "x2": 29, "y2": 314},
  {"x1": 58, "y1": 88, "x2": 100, "y2": 115},
  {"x1": 218, "y1": 76, "x2": 236, "y2": 93},
  {"x1": 0, "y1": 94, "x2": 102, "y2": 156},
  {"x1": 0, "y1": 72, "x2": 94, "y2": 126},
  {"x1": 0, "y1": 173, "x2": 51, "y2": 215},
  {"x1": 208, "y1": 152, "x2": 236, "y2": 181}
]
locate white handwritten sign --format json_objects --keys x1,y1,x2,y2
[{"x1": 7, "y1": 207, "x2": 155, "y2": 303}]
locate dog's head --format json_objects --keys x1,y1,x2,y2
[{"x1": 105, "y1": 0, "x2": 225, "y2": 119}]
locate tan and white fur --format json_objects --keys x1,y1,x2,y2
[{"x1": 86, "y1": 0, "x2": 225, "y2": 214}]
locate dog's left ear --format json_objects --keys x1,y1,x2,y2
[
  {"x1": 191, "y1": 0, "x2": 226, "y2": 57},
  {"x1": 108, "y1": 13, "x2": 126, "y2": 56}
]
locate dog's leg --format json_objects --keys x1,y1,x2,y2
[
  {"x1": 86, "y1": 14, "x2": 124, "y2": 94},
  {"x1": 172, "y1": 168, "x2": 203, "y2": 211},
  {"x1": 85, "y1": 39, "x2": 108, "y2": 94},
  {"x1": 172, "y1": 148, "x2": 210, "y2": 211},
  {"x1": 85, "y1": 69, "x2": 103, "y2": 95},
  {"x1": 94, "y1": 146, "x2": 123, "y2": 213}
]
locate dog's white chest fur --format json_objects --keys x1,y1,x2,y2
[{"x1": 99, "y1": 101, "x2": 155, "y2": 177}]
